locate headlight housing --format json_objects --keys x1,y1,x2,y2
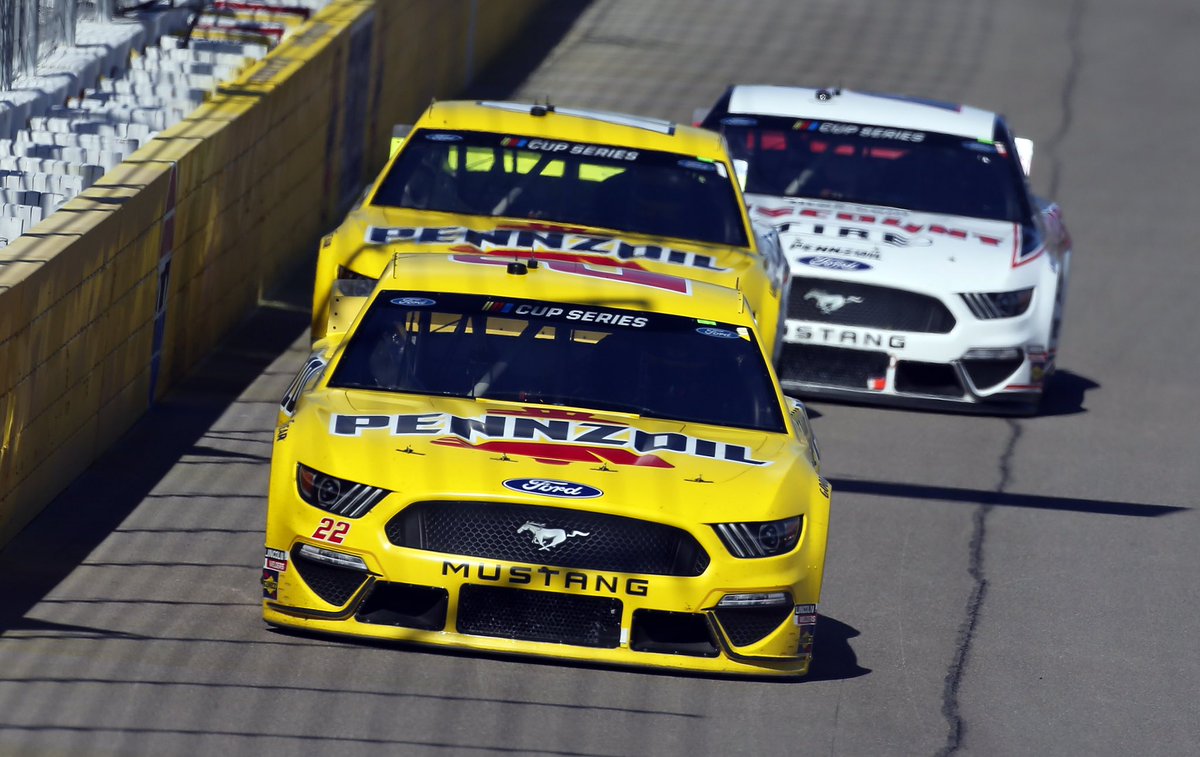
[
  {"x1": 336, "y1": 265, "x2": 374, "y2": 281},
  {"x1": 960, "y1": 288, "x2": 1034, "y2": 319},
  {"x1": 713, "y1": 516, "x2": 802, "y2": 558},
  {"x1": 296, "y1": 463, "x2": 389, "y2": 518}
]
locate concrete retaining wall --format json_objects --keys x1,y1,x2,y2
[{"x1": 0, "y1": 0, "x2": 544, "y2": 547}]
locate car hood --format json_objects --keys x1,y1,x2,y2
[
  {"x1": 332, "y1": 206, "x2": 760, "y2": 286},
  {"x1": 746, "y1": 194, "x2": 1036, "y2": 291},
  {"x1": 284, "y1": 392, "x2": 815, "y2": 524}
]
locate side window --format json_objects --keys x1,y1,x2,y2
[
  {"x1": 281, "y1": 355, "x2": 327, "y2": 417},
  {"x1": 787, "y1": 398, "x2": 820, "y2": 470}
]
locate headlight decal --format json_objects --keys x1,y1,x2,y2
[
  {"x1": 296, "y1": 464, "x2": 389, "y2": 518},
  {"x1": 960, "y1": 288, "x2": 1034, "y2": 319},
  {"x1": 713, "y1": 516, "x2": 802, "y2": 558},
  {"x1": 336, "y1": 265, "x2": 374, "y2": 281}
]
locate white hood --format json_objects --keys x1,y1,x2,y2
[{"x1": 747, "y1": 195, "x2": 1036, "y2": 293}]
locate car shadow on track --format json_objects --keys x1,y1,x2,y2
[
  {"x1": 826, "y1": 476, "x2": 1185, "y2": 517},
  {"x1": 1038, "y1": 369, "x2": 1099, "y2": 417},
  {"x1": 807, "y1": 615, "x2": 871, "y2": 682}
]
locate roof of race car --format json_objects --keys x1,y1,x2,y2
[
  {"x1": 723, "y1": 85, "x2": 998, "y2": 141},
  {"x1": 372, "y1": 252, "x2": 750, "y2": 324},
  {"x1": 414, "y1": 100, "x2": 729, "y2": 159}
]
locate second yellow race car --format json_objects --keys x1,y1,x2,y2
[
  {"x1": 312, "y1": 100, "x2": 790, "y2": 360},
  {"x1": 267, "y1": 252, "x2": 829, "y2": 676}
]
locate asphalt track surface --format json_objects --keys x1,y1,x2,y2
[{"x1": 2, "y1": 1, "x2": 1198, "y2": 755}]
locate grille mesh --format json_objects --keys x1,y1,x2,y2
[
  {"x1": 387, "y1": 501, "x2": 709, "y2": 576},
  {"x1": 291, "y1": 549, "x2": 368, "y2": 607},
  {"x1": 714, "y1": 605, "x2": 794, "y2": 647},
  {"x1": 894, "y1": 360, "x2": 963, "y2": 397},
  {"x1": 778, "y1": 343, "x2": 889, "y2": 389},
  {"x1": 456, "y1": 584, "x2": 622, "y2": 648},
  {"x1": 789, "y1": 277, "x2": 955, "y2": 333}
]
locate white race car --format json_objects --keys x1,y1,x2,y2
[{"x1": 700, "y1": 85, "x2": 1072, "y2": 414}]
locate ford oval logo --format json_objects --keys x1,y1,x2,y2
[
  {"x1": 696, "y1": 327, "x2": 740, "y2": 339},
  {"x1": 503, "y1": 479, "x2": 603, "y2": 499},
  {"x1": 390, "y1": 297, "x2": 436, "y2": 307},
  {"x1": 797, "y1": 255, "x2": 873, "y2": 272}
]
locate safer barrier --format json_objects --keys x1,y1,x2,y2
[{"x1": 0, "y1": 0, "x2": 544, "y2": 547}]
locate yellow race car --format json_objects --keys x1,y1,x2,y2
[
  {"x1": 266, "y1": 253, "x2": 830, "y2": 676},
  {"x1": 312, "y1": 100, "x2": 790, "y2": 361}
]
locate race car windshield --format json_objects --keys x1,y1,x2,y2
[
  {"x1": 328, "y1": 292, "x2": 786, "y2": 433},
  {"x1": 370, "y1": 129, "x2": 750, "y2": 248},
  {"x1": 715, "y1": 115, "x2": 1032, "y2": 223}
]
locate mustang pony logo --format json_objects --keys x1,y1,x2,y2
[
  {"x1": 805, "y1": 289, "x2": 864, "y2": 315},
  {"x1": 518, "y1": 522, "x2": 590, "y2": 551}
]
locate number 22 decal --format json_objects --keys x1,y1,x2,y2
[{"x1": 312, "y1": 518, "x2": 350, "y2": 544}]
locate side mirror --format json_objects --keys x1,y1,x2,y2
[
  {"x1": 786, "y1": 397, "x2": 821, "y2": 470},
  {"x1": 1014, "y1": 137, "x2": 1034, "y2": 177},
  {"x1": 732, "y1": 158, "x2": 749, "y2": 191},
  {"x1": 390, "y1": 124, "x2": 413, "y2": 159}
]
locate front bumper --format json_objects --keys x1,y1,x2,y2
[
  {"x1": 776, "y1": 318, "x2": 1053, "y2": 412},
  {"x1": 263, "y1": 508, "x2": 822, "y2": 677}
]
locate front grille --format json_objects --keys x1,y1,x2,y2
[
  {"x1": 357, "y1": 582, "x2": 448, "y2": 630},
  {"x1": 291, "y1": 548, "x2": 369, "y2": 607},
  {"x1": 714, "y1": 604, "x2": 794, "y2": 647},
  {"x1": 456, "y1": 584, "x2": 621, "y2": 648},
  {"x1": 630, "y1": 610, "x2": 718, "y2": 657},
  {"x1": 894, "y1": 361, "x2": 963, "y2": 397},
  {"x1": 778, "y1": 343, "x2": 889, "y2": 389},
  {"x1": 789, "y1": 277, "x2": 955, "y2": 333},
  {"x1": 387, "y1": 501, "x2": 709, "y2": 577}
]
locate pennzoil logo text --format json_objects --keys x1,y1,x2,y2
[
  {"x1": 330, "y1": 412, "x2": 769, "y2": 466},
  {"x1": 364, "y1": 226, "x2": 727, "y2": 272}
]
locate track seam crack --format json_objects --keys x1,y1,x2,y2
[
  {"x1": 1046, "y1": 0, "x2": 1086, "y2": 199},
  {"x1": 935, "y1": 420, "x2": 1022, "y2": 757}
]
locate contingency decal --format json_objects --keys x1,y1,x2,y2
[
  {"x1": 365, "y1": 226, "x2": 728, "y2": 272},
  {"x1": 794, "y1": 603, "x2": 817, "y2": 660},
  {"x1": 264, "y1": 548, "x2": 289, "y2": 573},
  {"x1": 261, "y1": 569, "x2": 279, "y2": 600},
  {"x1": 329, "y1": 407, "x2": 770, "y2": 466}
]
